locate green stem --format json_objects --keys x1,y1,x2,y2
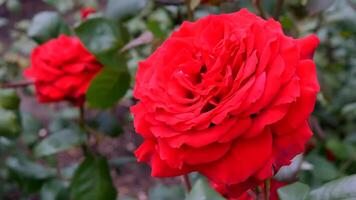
[
  {"x1": 251, "y1": 0, "x2": 266, "y2": 19},
  {"x1": 79, "y1": 105, "x2": 89, "y2": 155},
  {"x1": 255, "y1": 186, "x2": 262, "y2": 200},
  {"x1": 264, "y1": 179, "x2": 271, "y2": 200},
  {"x1": 155, "y1": 0, "x2": 184, "y2": 5},
  {"x1": 184, "y1": 0, "x2": 194, "y2": 21},
  {"x1": 181, "y1": 174, "x2": 192, "y2": 192},
  {"x1": 0, "y1": 80, "x2": 34, "y2": 89},
  {"x1": 79, "y1": 105, "x2": 85, "y2": 128},
  {"x1": 273, "y1": 0, "x2": 284, "y2": 19}
]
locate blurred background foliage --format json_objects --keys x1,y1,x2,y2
[{"x1": 1, "y1": 0, "x2": 356, "y2": 199}]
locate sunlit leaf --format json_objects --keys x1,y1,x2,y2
[
  {"x1": 0, "y1": 89, "x2": 20, "y2": 110},
  {"x1": 0, "y1": 109, "x2": 20, "y2": 138}
]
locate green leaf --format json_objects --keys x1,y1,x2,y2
[
  {"x1": 70, "y1": 155, "x2": 117, "y2": 200},
  {"x1": 33, "y1": 128, "x2": 86, "y2": 157},
  {"x1": 86, "y1": 68, "x2": 130, "y2": 108},
  {"x1": 185, "y1": 178, "x2": 225, "y2": 200},
  {"x1": 280, "y1": 15, "x2": 294, "y2": 30},
  {"x1": 51, "y1": 107, "x2": 80, "y2": 120},
  {"x1": 6, "y1": 0, "x2": 21, "y2": 13},
  {"x1": 90, "y1": 111, "x2": 123, "y2": 137},
  {"x1": 97, "y1": 50, "x2": 128, "y2": 70},
  {"x1": 0, "y1": 89, "x2": 20, "y2": 110},
  {"x1": 40, "y1": 180, "x2": 69, "y2": 200},
  {"x1": 0, "y1": 109, "x2": 20, "y2": 138},
  {"x1": 61, "y1": 164, "x2": 79, "y2": 180},
  {"x1": 48, "y1": 118, "x2": 76, "y2": 133},
  {"x1": 27, "y1": 11, "x2": 71, "y2": 44},
  {"x1": 274, "y1": 154, "x2": 303, "y2": 182},
  {"x1": 75, "y1": 17, "x2": 128, "y2": 69},
  {"x1": 277, "y1": 182, "x2": 310, "y2": 200},
  {"x1": 105, "y1": 0, "x2": 147, "y2": 21},
  {"x1": 75, "y1": 18, "x2": 122, "y2": 54},
  {"x1": 148, "y1": 184, "x2": 185, "y2": 200},
  {"x1": 21, "y1": 112, "x2": 42, "y2": 145},
  {"x1": 309, "y1": 175, "x2": 356, "y2": 200},
  {"x1": 6, "y1": 157, "x2": 55, "y2": 179},
  {"x1": 146, "y1": 20, "x2": 166, "y2": 38},
  {"x1": 110, "y1": 156, "x2": 136, "y2": 167},
  {"x1": 306, "y1": 154, "x2": 339, "y2": 181},
  {"x1": 326, "y1": 138, "x2": 350, "y2": 160},
  {"x1": 6, "y1": 157, "x2": 55, "y2": 193},
  {"x1": 0, "y1": 17, "x2": 8, "y2": 28},
  {"x1": 43, "y1": 0, "x2": 74, "y2": 13}
]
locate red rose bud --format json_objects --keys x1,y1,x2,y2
[
  {"x1": 81, "y1": 7, "x2": 96, "y2": 20},
  {"x1": 131, "y1": 9, "x2": 319, "y2": 198},
  {"x1": 24, "y1": 35, "x2": 102, "y2": 106},
  {"x1": 326, "y1": 149, "x2": 336, "y2": 162}
]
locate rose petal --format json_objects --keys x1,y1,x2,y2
[
  {"x1": 200, "y1": 130, "x2": 272, "y2": 185},
  {"x1": 272, "y1": 121, "x2": 312, "y2": 170},
  {"x1": 297, "y1": 35, "x2": 320, "y2": 59}
]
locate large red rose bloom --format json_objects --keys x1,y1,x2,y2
[
  {"x1": 131, "y1": 9, "x2": 319, "y2": 198},
  {"x1": 24, "y1": 35, "x2": 102, "y2": 106}
]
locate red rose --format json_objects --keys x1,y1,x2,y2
[
  {"x1": 131, "y1": 9, "x2": 319, "y2": 198},
  {"x1": 24, "y1": 35, "x2": 102, "y2": 106},
  {"x1": 214, "y1": 179, "x2": 289, "y2": 200},
  {"x1": 219, "y1": 180, "x2": 289, "y2": 200},
  {"x1": 80, "y1": 7, "x2": 96, "y2": 20}
]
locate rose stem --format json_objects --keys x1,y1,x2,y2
[
  {"x1": 255, "y1": 186, "x2": 262, "y2": 200},
  {"x1": 79, "y1": 105, "x2": 89, "y2": 155},
  {"x1": 273, "y1": 0, "x2": 284, "y2": 19},
  {"x1": 154, "y1": 0, "x2": 184, "y2": 5},
  {"x1": 264, "y1": 179, "x2": 271, "y2": 200},
  {"x1": 184, "y1": 0, "x2": 194, "y2": 21},
  {"x1": 0, "y1": 80, "x2": 34, "y2": 88},
  {"x1": 181, "y1": 174, "x2": 192, "y2": 192},
  {"x1": 79, "y1": 105, "x2": 85, "y2": 128},
  {"x1": 251, "y1": 0, "x2": 266, "y2": 19}
]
